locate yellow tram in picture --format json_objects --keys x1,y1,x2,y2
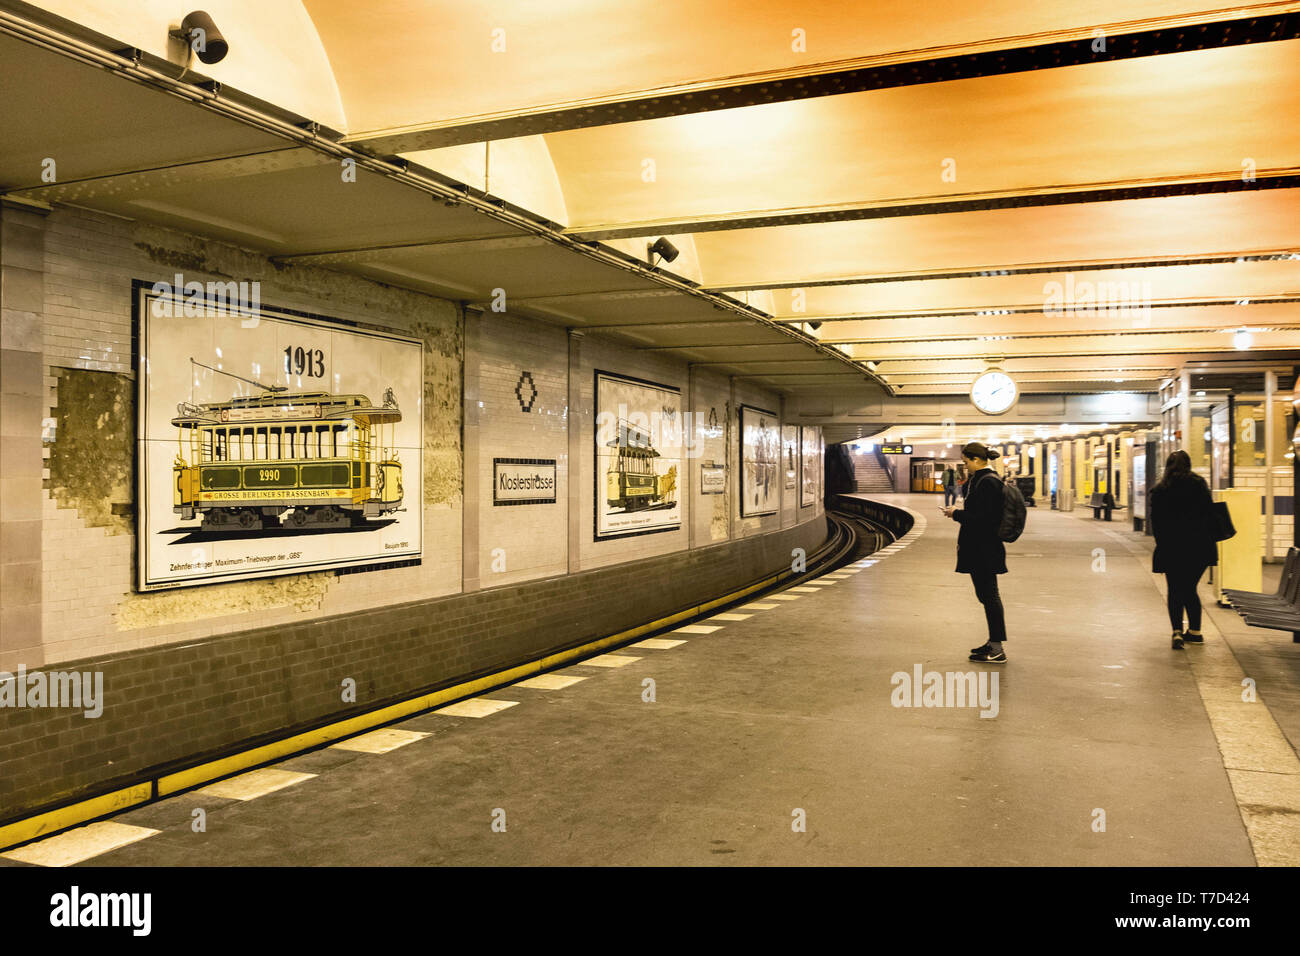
[
  {"x1": 172, "y1": 384, "x2": 404, "y2": 532},
  {"x1": 605, "y1": 419, "x2": 677, "y2": 511}
]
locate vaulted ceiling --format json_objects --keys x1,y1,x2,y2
[{"x1": 3, "y1": 0, "x2": 1298, "y2": 414}]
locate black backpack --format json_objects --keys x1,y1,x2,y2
[{"x1": 998, "y1": 479, "x2": 1027, "y2": 543}]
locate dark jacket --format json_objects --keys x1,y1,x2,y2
[
  {"x1": 952, "y1": 468, "x2": 1007, "y2": 574},
  {"x1": 1150, "y1": 472, "x2": 1218, "y2": 573}
]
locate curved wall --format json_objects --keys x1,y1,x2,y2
[{"x1": 0, "y1": 200, "x2": 829, "y2": 822}]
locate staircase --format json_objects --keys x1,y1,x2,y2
[{"x1": 852, "y1": 453, "x2": 894, "y2": 494}]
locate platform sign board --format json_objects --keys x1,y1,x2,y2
[
  {"x1": 135, "y1": 282, "x2": 423, "y2": 590},
  {"x1": 594, "y1": 370, "x2": 683, "y2": 540},
  {"x1": 740, "y1": 405, "x2": 779, "y2": 517},
  {"x1": 879, "y1": 444, "x2": 913, "y2": 455},
  {"x1": 493, "y1": 458, "x2": 557, "y2": 505},
  {"x1": 700, "y1": 463, "x2": 726, "y2": 494},
  {"x1": 800, "y1": 425, "x2": 821, "y2": 507}
]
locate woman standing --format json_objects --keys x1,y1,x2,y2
[
  {"x1": 941, "y1": 442, "x2": 1008, "y2": 663},
  {"x1": 1149, "y1": 450, "x2": 1217, "y2": 649}
]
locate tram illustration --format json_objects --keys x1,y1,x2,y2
[
  {"x1": 605, "y1": 419, "x2": 677, "y2": 512},
  {"x1": 171, "y1": 363, "x2": 404, "y2": 533}
]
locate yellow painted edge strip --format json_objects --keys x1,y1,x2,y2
[
  {"x1": 0, "y1": 563, "x2": 802, "y2": 851},
  {"x1": 0, "y1": 782, "x2": 151, "y2": 855},
  {"x1": 158, "y1": 569, "x2": 783, "y2": 797}
]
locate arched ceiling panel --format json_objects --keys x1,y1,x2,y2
[
  {"x1": 304, "y1": 0, "x2": 1298, "y2": 143},
  {"x1": 28, "y1": 0, "x2": 348, "y2": 129},
  {"x1": 548, "y1": 40, "x2": 1300, "y2": 235}
]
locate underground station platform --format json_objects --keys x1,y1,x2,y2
[{"x1": 2, "y1": 0, "x2": 1300, "y2": 940}]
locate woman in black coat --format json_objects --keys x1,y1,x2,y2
[
  {"x1": 1149, "y1": 450, "x2": 1218, "y2": 649},
  {"x1": 941, "y1": 442, "x2": 1008, "y2": 662}
]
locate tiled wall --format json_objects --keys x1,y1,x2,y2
[
  {"x1": 0, "y1": 203, "x2": 47, "y2": 671},
  {"x1": 0, "y1": 204, "x2": 832, "y2": 820},
  {"x1": 1233, "y1": 466, "x2": 1296, "y2": 558},
  {"x1": 469, "y1": 309, "x2": 570, "y2": 588},
  {"x1": 26, "y1": 206, "x2": 464, "y2": 668},
  {"x1": 3, "y1": 202, "x2": 826, "y2": 676}
]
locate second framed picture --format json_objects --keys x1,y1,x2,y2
[{"x1": 740, "y1": 405, "x2": 779, "y2": 517}]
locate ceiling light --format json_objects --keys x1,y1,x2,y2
[
  {"x1": 1196, "y1": 390, "x2": 1206, "y2": 397},
  {"x1": 1233, "y1": 328, "x2": 1253, "y2": 350}
]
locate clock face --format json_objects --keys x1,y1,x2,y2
[{"x1": 970, "y1": 370, "x2": 1018, "y2": 415}]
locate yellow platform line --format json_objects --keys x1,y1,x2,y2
[
  {"x1": 0, "y1": 557, "x2": 824, "y2": 853},
  {"x1": 0, "y1": 783, "x2": 151, "y2": 857}
]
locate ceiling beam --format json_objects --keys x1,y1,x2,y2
[
  {"x1": 568, "y1": 173, "x2": 1300, "y2": 241},
  {"x1": 346, "y1": 11, "x2": 1300, "y2": 154},
  {"x1": 706, "y1": 251, "x2": 1300, "y2": 292}
]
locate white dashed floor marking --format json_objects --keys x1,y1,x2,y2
[
  {"x1": 516, "y1": 674, "x2": 587, "y2": 690},
  {"x1": 767, "y1": 594, "x2": 801, "y2": 601},
  {"x1": 331, "y1": 728, "x2": 428, "y2": 754},
  {"x1": 788, "y1": 586, "x2": 821, "y2": 593},
  {"x1": 578, "y1": 654, "x2": 642, "y2": 668},
  {"x1": 632, "y1": 638, "x2": 687, "y2": 649},
  {"x1": 434, "y1": 698, "x2": 520, "y2": 718},
  {"x1": 743, "y1": 602, "x2": 778, "y2": 610},
  {"x1": 198, "y1": 768, "x2": 317, "y2": 801},
  {"x1": 0, "y1": 821, "x2": 159, "y2": 868},
  {"x1": 674, "y1": 624, "x2": 723, "y2": 633},
  {"x1": 710, "y1": 612, "x2": 752, "y2": 621}
]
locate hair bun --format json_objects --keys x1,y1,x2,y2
[{"x1": 987, "y1": 449, "x2": 1001, "y2": 459}]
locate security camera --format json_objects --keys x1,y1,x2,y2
[
  {"x1": 171, "y1": 10, "x2": 229, "y2": 65},
  {"x1": 647, "y1": 237, "x2": 680, "y2": 266}
]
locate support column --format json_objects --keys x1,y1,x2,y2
[
  {"x1": 685, "y1": 363, "x2": 697, "y2": 548},
  {"x1": 727, "y1": 376, "x2": 737, "y2": 541},
  {"x1": 461, "y1": 306, "x2": 480, "y2": 593},
  {"x1": 0, "y1": 198, "x2": 48, "y2": 671},
  {"x1": 1178, "y1": 368, "x2": 1192, "y2": 455},
  {"x1": 1264, "y1": 370, "x2": 1276, "y2": 562},
  {"x1": 567, "y1": 329, "x2": 583, "y2": 572}
]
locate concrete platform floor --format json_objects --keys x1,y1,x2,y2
[{"x1": 7, "y1": 494, "x2": 1299, "y2": 867}]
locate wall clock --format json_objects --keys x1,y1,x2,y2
[{"x1": 970, "y1": 369, "x2": 1018, "y2": 415}]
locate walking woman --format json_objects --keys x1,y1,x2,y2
[
  {"x1": 941, "y1": 442, "x2": 1008, "y2": 663},
  {"x1": 1149, "y1": 450, "x2": 1217, "y2": 649}
]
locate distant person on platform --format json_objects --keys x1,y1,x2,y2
[
  {"x1": 941, "y1": 442, "x2": 1008, "y2": 663},
  {"x1": 1149, "y1": 450, "x2": 1217, "y2": 650},
  {"x1": 942, "y1": 465, "x2": 957, "y2": 507}
]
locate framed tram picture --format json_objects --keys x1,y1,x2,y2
[
  {"x1": 800, "y1": 425, "x2": 821, "y2": 508},
  {"x1": 783, "y1": 424, "x2": 798, "y2": 490},
  {"x1": 739, "y1": 404, "x2": 779, "y2": 517},
  {"x1": 594, "y1": 370, "x2": 683, "y2": 540},
  {"x1": 134, "y1": 281, "x2": 424, "y2": 590}
]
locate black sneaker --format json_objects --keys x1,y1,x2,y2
[
  {"x1": 1171, "y1": 634, "x2": 1184, "y2": 649},
  {"x1": 970, "y1": 643, "x2": 991, "y2": 656},
  {"x1": 969, "y1": 647, "x2": 1007, "y2": 663},
  {"x1": 1182, "y1": 632, "x2": 1203, "y2": 644}
]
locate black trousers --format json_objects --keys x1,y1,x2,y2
[
  {"x1": 1165, "y1": 565, "x2": 1207, "y2": 632},
  {"x1": 969, "y1": 570, "x2": 1007, "y2": 643},
  {"x1": 943, "y1": 487, "x2": 957, "y2": 506}
]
